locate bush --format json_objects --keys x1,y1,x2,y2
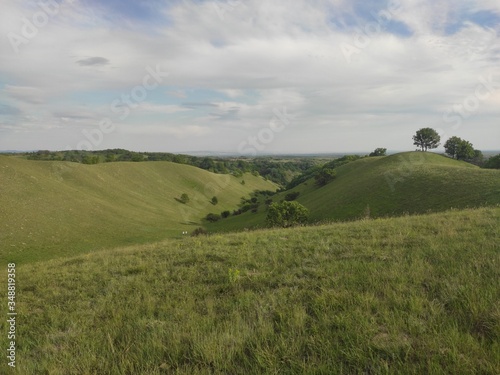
[
  {"x1": 191, "y1": 227, "x2": 208, "y2": 236},
  {"x1": 266, "y1": 201, "x2": 309, "y2": 228},
  {"x1": 485, "y1": 154, "x2": 500, "y2": 169},
  {"x1": 221, "y1": 210, "x2": 231, "y2": 219},
  {"x1": 315, "y1": 168, "x2": 337, "y2": 186},
  {"x1": 179, "y1": 193, "x2": 190, "y2": 204},
  {"x1": 206, "y1": 213, "x2": 221, "y2": 222},
  {"x1": 369, "y1": 148, "x2": 387, "y2": 157},
  {"x1": 211, "y1": 196, "x2": 218, "y2": 205},
  {"x1": 240, "y1": 204, "x2": 252, "y2": 213},
  {"x1": 285, "y1": 191, "x2": 300, "y2": 201}
]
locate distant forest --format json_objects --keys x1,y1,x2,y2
[
  {"x1": 15, "y1": 148, "x2": 500, "y2": 187},
  {"x1": 22, "y1": 149, "x2": 323, "y2": 186}
]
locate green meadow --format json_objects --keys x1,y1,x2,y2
[
  {"x1": 0, "y1": 207, "x2": 498, "y2": 374},
  {"x1": 1, "y1": 152, "x2": 499, "y2": 373},
  {"x1": 0, "y1": 156, "x2": 276, "y2": 263}
]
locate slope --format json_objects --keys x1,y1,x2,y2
[
  {"x1": 208, "y1": 152, "x2": 500, "y2": 232},
  {"x1": 299, "y1": 152, "x2": 500, "y2": 221},
  {"x1": 3, "y1": 207, "x2": 499, "y2": 374},
  {"x1": 0, "y1": 156, "x2": 276, "y2": 263}
]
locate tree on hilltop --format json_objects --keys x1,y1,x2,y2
[
  {"x1": 412, "y1": 128, "x2": 441, "y2": 151},
  {"x1": 444, "y1": 137, "x2": 475, "y2": 160}
]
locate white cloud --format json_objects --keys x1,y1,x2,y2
[{"x1": 0, "y1": 0, "x2": 499, "y2": 152}]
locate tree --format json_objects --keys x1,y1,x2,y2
[
  {"x1": 315, "y1": 168, "x2": 337, "y2": 186},
  {"x1": 266, "y1": 201, "x2": 309, "y2": 228},
  {"x1": 412, "y1": 128, "x2": 441, "y2": 151},
  {"x1": 221, "y1": 210, "x2": 231, "y2": 218},
  {"x1": 456, "y1": 140, "x2": 475, "y2": 160},
  {"x1": 179, "y1": 193, "x2": 190, "y2": 204},
  {"x1": 444, "y1": 136, "x2": 475, "y2": 160},
  {"x1": 369, "y1": 148, "x2": 387, "y2": 157},
  {"x1": 444, "y1": 136, "x2": 462, "y2": 159},
  {"x1": 211, "y1": 196, "x2": 218, "y2": 205},
  {"x1": 470, "y1": 149, "x2": 484, "y2": 166},
  {"x1": 485, "y1": 154, "x2": 500, "y2": 169}
]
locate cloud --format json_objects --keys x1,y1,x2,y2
[
  {"x1": 76, "y1": 57, "x2": 110, "y2": 66},
  {"x1": 0, "y1": 0, "x2": 499, "y2": 152},
  {"x1": 3, "y1": 85, "x2": 45, "y2": 105}
]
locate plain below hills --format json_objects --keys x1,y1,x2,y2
[{"x1": 0, "y1": 156, "x2": 276, "y2": 263}]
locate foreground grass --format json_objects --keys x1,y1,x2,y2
[{"x1": 1, "y1": 207, "x2": 499, "y2": 374}]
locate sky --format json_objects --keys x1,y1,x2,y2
[{"x1": 0, "y1": 0, "x2": 499, "y2": 154}]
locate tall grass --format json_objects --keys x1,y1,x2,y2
[{"x1": 1, "y1": 207, "x2": 499, "y2": 374}]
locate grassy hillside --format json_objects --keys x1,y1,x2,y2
[
  {"x1": 0, "y1": 156, "x2": 276, "y2": 263},
  {"x1": 209, "y1": 152, "x2": 500, "y2": 232},
  {"x1": 2, "y1": 207, "x2": 499, "y2": 374}
]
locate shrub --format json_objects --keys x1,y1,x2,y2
[
  {"x1": 369, "y1": 148, "x2": 387, "y2": 157},
  {"x1": 211, "y1": 196, "x2": 218, "y2": 205},
  {"x1": 221, "y1": 210, "x2": 231, "y2": 219},
  {"x1": 485, "y1": 154, "x2": 500, "y2": 169},
  {"x1": 191, "y1": 227, "x2": 208, "y2": 236},
  {"x1": 266, "y1": 201, "x2": 309, "y2": 228},
  {"x1": 315, "y1": 168, "x2": 337, "y2": 186},
  {"x1": 240, "y1": 204, "x2": 252, "y2": 213},
  {"x1": 206, "y1": 213, "x2": 221, "y2": 222},
  {"x1": 179, "y1": 193, "x2": 190, "y2": 204},
  {"x1": 285, "y1": 191, "x2": 300, "y2": 201}
]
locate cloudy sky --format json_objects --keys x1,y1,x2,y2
[{"x1": 1, "y1": 0, "x2": 499, "y2": 154}]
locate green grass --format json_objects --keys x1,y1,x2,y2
[
  {"x1": 1, "y1": 206, "x2": 498, "y2": 374},
  {"x1": 209, "y1": 152, "x2": 500, "y2": 232},
  {"x1": 0, "y1": 156, "x2": 276, "y2": 263}
]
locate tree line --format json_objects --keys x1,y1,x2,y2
[
  {"x1": 23, "y1": 149, "x2": 318, "y2": 186},
  {"x1": 412, "y1": 127, "x2": 495, "y2": 167}
]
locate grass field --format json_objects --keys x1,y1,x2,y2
[
  {"x1": 1, "y1": 206, "x2": 498, "y2": 373},
  {"x1": 0, "y1": 156, "x2": 276, "y2": 264},
  {"x1": 208, "y1": 152, "x2": 500, "y2": 233}
]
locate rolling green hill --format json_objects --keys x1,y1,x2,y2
[
  {"x1": 2, "y1": 207, "x2": 499, "y2": 374},
  {"x1": 0, "y1": 156, "x2": 276, "y2": 263},
  {"x1": 208, "y1": 152, "x2": 500, "y2": 232}
]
